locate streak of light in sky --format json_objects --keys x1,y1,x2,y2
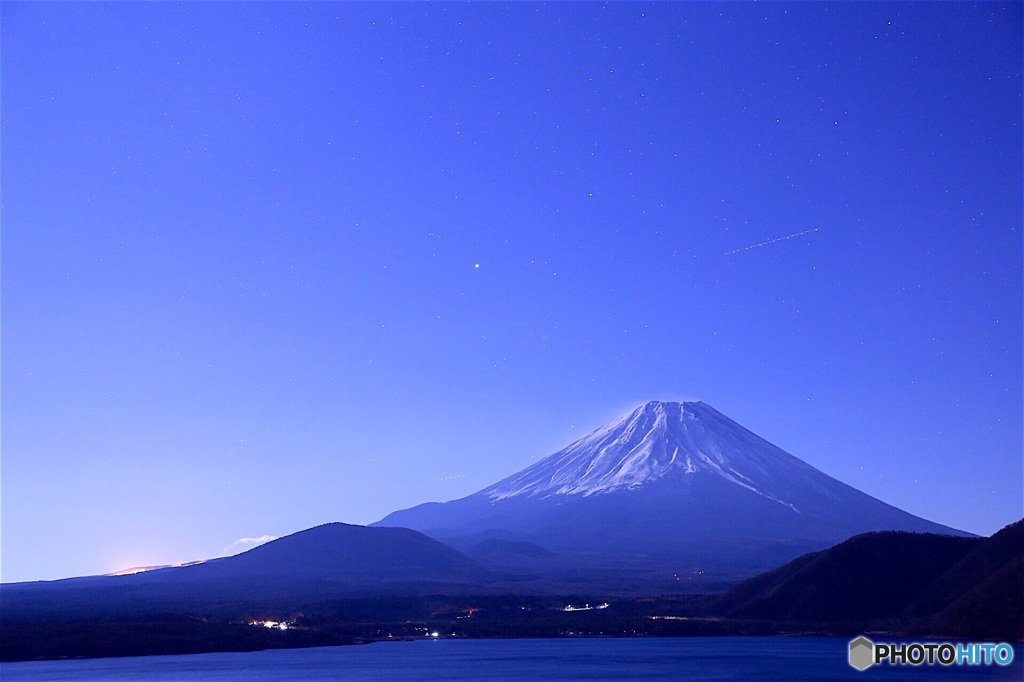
[{"x1": 724, "y1": 228, "x2": 821, "y2": 256}]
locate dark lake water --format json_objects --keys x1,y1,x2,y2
[{"x1": 3, "y1": 637, "x2": 1021, "y2": 681}]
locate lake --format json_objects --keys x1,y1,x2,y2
[{"x1": 3, "y1": 637, "x2": 1021, "y2": 681}]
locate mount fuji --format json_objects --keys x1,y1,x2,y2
[{"x1": 376, "y1": 401, "x2": 971, "y2": 590}]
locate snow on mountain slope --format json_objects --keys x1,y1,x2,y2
[{"x1": 482, "y1": 401, "x2": 809, "y2": 510}]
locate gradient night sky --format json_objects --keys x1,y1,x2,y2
[{"x1": 3, "y1": 2, "x2": 1021, "y2": 583}]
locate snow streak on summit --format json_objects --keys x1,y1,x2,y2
[{"x1": 483, "y1": 401, "x2": 806, "y2": 510}]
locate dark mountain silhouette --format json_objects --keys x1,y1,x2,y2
[
  {"x1": 376, "y1": 401, "x2": 971, "y2": 588},
  {"x1": 458, "y1": 538, "x2": 558, "y2": 571},
  {"x1": 913, "y1": 519, "x2": 1024, "y2": 639},
  {"x1": 710, "y1": 519, "x2": 1023, "y2": 640},
  {"x1": 1, "y1": 523, "x2": 491, "y2": 619},
  {"x1": 711, "y1": 531, "x2": 978, "y2": 621},
  {"x1": 181, "y1": 522, "x2": 488, "y2": 581}
]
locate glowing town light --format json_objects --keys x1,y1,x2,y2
[{"x1": 251, "y1": 619, "x2": 292, "y2": 631}]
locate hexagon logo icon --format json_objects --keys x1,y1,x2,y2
[{"x1": 849, "y1": 636, "x2": 874, "y2": 671}]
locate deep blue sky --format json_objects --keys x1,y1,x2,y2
[{"x1": 3, "y1": 2, "x2": 1020, "y2": 583}]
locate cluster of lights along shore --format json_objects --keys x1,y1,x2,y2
[
  {"x1": 250, "y1": 619, "x2": 445, "y2": 639},
  {"x1": 250, "y1": 619, "x2": 292, "y2": 631}
]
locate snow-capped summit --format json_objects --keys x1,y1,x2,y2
[
  {"x1": 482, "y1": 401, "x2": 808, "y2": 509},
  {"x1": 375, "y1": 400, "x2": 971, "y2": 590}
]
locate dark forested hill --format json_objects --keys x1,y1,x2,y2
[{"x1": 711, "y1": 520, "x2": 1023, "y2": 639}]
